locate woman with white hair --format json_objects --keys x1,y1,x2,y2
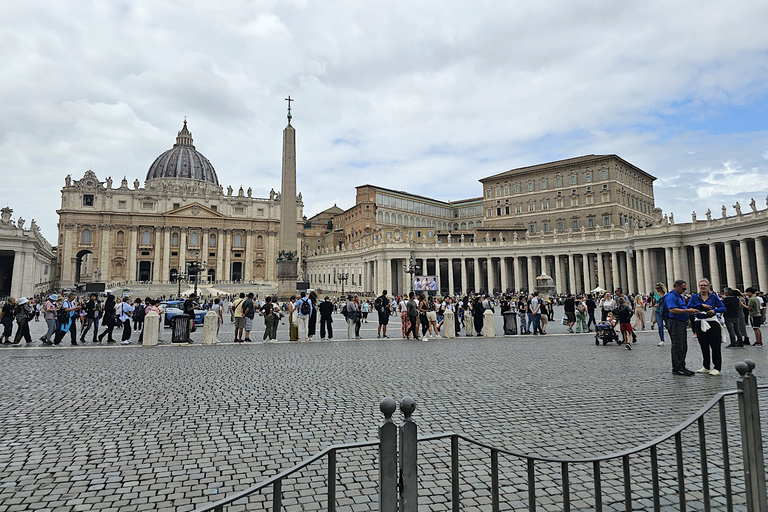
[
  {"x1": 13, "y1": 297, "x2": 34, "y2": 344},
  {"x1": 688, "y1": 278, "x2": 726, "y2": 376}
]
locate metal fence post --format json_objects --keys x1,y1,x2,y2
[
  {"x1": 379, "y1": 398, "x2": 397, "y2": 512},
  {"x1": 399, "y1": 396, "x2": 418, "y2": 512},
  {"x1": 735, "y1": 360, "x2": 768, "y2": 512}
]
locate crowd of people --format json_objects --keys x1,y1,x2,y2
[{"x1": 1, "y1": 281, "x2": 765, "y2": 379}]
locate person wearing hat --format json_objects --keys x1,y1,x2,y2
[
  {"x1": 53, "y1": 293, "x2": 81, "y2": 346},
  {"x1": 13, "y1": 297, "x2": 34, "y2": 344},
  {"x1": 41, "y1": 294, "x2": 60, "y2": 344},
  {"x1": 1, "y1": 297, "x2": 16, "y2": 344}
]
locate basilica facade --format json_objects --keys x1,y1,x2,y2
[{"x1": 56, "y1": 121, "x2": 304, "y2": 288}]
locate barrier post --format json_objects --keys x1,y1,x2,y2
[{"x1": 735, "y1": 359, "x2": 768, "y2": 512}]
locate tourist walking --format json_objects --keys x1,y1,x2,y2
[
  {"x1": 397, "y1": 296, "x2": 409, "y2": 338},
  {"x1": 745, "y1": 288, "x2": 764, "y2": 347},
  {"x1": 344, "y1": 295, "x2": 358, "y2": 339},
  {"x1": 664, "y1": 279, "x2": 699, "y2": 376},
  {"x1": 1, "y1": 297, "x2": 16, "y2": 343},
  {"x1": 260, "y1": 296, "x2": 278, "y2": 341},
  {"x1": 296, "y1": 291, "x2": 312, "y2": 342},
  {"x1": 118, "y1": 297, "x2": 135, "y2": 344},
  {"x1": 231, "y1": 293, "x2": 246, "y2": 343},
  {"x1": 599, "y1": 292, "x2": 615, "y2": 322},
  {"x1": 405, "y1": 292, "x2": 420, "y2": 340},
  {"x1": 80, "y1": 293, "x2": 101, "y2": 343},
  {"x1": 13, "y1": 297, "x2": 34, "y2": 345},
  {"x1": 722, "y1": 288, "x2": 743, "y2": 347},
  {"x1": 41, "y1": 295, "x2": 58, "y2": 343},
  {"x1": 376, "y1": 290, "x2": 390, "y2": 338},
  {"x1": 242, "y1": 293, "x2": 255, "y2": 342},
  {"x1": 652, "y1": 283, "x2": 667, "y2": 346},
  {"x1": 612, "y1": 297, "x2": 634, "y2": 349},
  {"x1": 53, "y1": 293, "x2": 80, "y2": 346},
  {"x1": 633, "y1": 294, "x2": 646, "y2": 330},
  {"x1": 98, "y1": 294, "x2": 117, "y2": 343},
  {"x1": 308, "y1": 291, "x2": 319, "y2": 340},
  {"x1": 574, "y1": 298, "x2": 588, "y2": 333},
  {"x1": 689, "y1": 279, "x2": 726, "y2": 375}
]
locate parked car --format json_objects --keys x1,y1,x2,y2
[{"x1": 161, "y1": 300, "x2": 206, "y2": 326}]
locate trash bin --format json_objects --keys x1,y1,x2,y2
[
  {"x1": 172, "y1": 314, "x2": 191, "y2": 343},
  {"x1": 503, "y1": 311, "x2": 517, "y2": 335}
]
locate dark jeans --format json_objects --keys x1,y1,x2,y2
[
  {"x1": 668, "y1": 318, "x2": 688, "y2": 372},
  {"x1": 532, "y1": 313, "x2": 543, "y2": 334},
  {"x1": 13, "y1": 319, "x2": 31, "y2": 343},
  {"x1": 587, "y1": 312, "x2": 596, "y2": 330},
  {"x1": 695, "y1": 321, "x2": 722, "y2": 371},
  {"x1": 405, "y1": 315, "x2": 419, "y2": 339},
  {"x1": 725, "y1": 316, "x2": 743, "y2": 346},
  {"x1": 122, "y1": 321, "x2": 132, "y2": 341},
  {"x1": 54, "y1": 321, "x2": 77, "y2": 345},
  {"x1": 81, "y1": 317, "x2": 100, "y2": 341},
  {"x1": 319, "y1": 315, "x2": 333, "y2": 339}
]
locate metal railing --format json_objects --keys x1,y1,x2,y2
[{"x1": 194, "y1": 360, "x2": 768, "y2": 511}]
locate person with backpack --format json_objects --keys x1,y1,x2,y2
[
  {"x1": 376, "y1": 290, "x2": 390, "y2": 338},
  {"x1": 242, "y1": 292, "x2": 255, "y2": 342},
  {"x1": 1, "y1": 297, "x2": 16, "y2": 344},
  {"x1": 53, "y1": 293, "x2": 81, "y2": 346},
  {"x1": 98, "y1": 294, "x2": 118, "y2": 343},
  {"x1": 231, "y1": 293, "x2": 246, "y2": 343},
  {"x1": 652, "y1": 283, "x2": 668, "y2": 346},
  {"x1": 80, "y1": 293, "x2": 101, "y2": 343},
  {"x1": 296, "y1": 291, "x2": 312, "y2": 342},
  {"x1": 307, "y1": 291, "x2": 319, "y2": 340},
  {"x1": 611, "y1": 297, "x2": 635, "y2": 350},
  {"x1": 132, "y1": 297, "x2": 145, "y2": 333},
  {"x1": 12, "y1": 297, "x2": 34, "y2": 344},
  {"x1": 260, "y1": 296, "x2": 278, "y2": 341}
]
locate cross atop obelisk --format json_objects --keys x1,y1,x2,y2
[{"x1": 285, "y1": 96, "x2": 293, "y2": 125}]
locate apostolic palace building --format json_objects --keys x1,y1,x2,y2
[
  {"x1": 56, "y1": 120, "x2": 304, "y2": 289},
  {"x1": 304, "y1": 154, "x2": 768, "y2": 298}
]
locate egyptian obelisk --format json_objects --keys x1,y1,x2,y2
[{"x1": 277, "y1": 96, "x2": 299, "y2": 298}]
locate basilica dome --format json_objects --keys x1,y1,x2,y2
[{"x1": 146, "y1": 120, "x2": 219, "y2": 185}]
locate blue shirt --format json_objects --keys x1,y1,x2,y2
[
  {"x1": 664, "y1": 289, "x2": 690, "y2": 322},
  {"x1": 296, "y1": 298, "x2": 312, "y2": 317},
  {"x1": 687, "y1": 293, "x2": 726, "y2": 321}
]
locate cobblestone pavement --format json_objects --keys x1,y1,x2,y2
[{"x1": 1, "y1": 311, "x2": 767, "y2": 511}]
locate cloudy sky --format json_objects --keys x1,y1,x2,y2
[{"x1": 2, "y1": 0, "x2": 768, "y2": 241}]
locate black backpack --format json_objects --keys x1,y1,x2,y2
[
  {"x1": 57, "y1": 306, "x2": 69, "y2": 324},
  {"x1": 300, "y1": 299, "x2": 311, "y2": 315},
  {"x1": 134, "y1": 305, "x2": 146, "y2": 322},
  {"x1": 374, "y1": 297, "x2": 383, "y2": 312}
]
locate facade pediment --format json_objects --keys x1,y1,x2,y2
[{"x1": 166, "y1": 203, "x2": 226, "y2": 219}]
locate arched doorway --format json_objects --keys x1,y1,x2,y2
[
  {"x1": 207, "y1": 269, "x2": 216, "y2": 282},
  {"x1": 138, "y1": 261, "x2": 152, "y2": 282},
  {"x1": 231, "y1": 262, "x2": 243, "y2": 282},
  {"x1": 75, "y1": 250, "x2": 93, "y2": 284}
]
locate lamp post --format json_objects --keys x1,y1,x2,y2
[
  {"x1": 338, "y1": 272, "x2": 349, "y2": 295},
  {"x1": 187, "y1": 250, "x2": 206, "y2": 296},
  {"x1": 404, "y1": 251, "x2": 421, "y2": 295},
  {"x1": 177, "y1": 267, "x2": 187, "y2": 298}
]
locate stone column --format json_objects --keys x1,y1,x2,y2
[
  {"x1": 511, "y1": 257, "x2": 520, "y2": 293},
  {"x1": 642, "y1": 249, "x2": 653, "y2": 293},
  {"x1": 610, "y1": 252, "x2": 620, "y2": 292},
  {"x1": 487, "y1": 257, "x2": 496, "y2": 294},
  {"x1": 201, "y1": 229, "x2": 210, "y2": 281},
  {"x1": 582, "y1": 253, "x2": 591, "y2": 293},
  {"x1": 724, "y1": 241, "x2": 737, "y2": 288},
  {"x1": 267, "y1": 230, "x2": 277, "y2": 282},
  {"x1": 680, "y1": 246, "x2": 691, "y2": 288},
  {"x1": 664, "y1": 247, "x2": 673, "y2": 284},
  {"x1": 223, "y1": 230, "x2": 231, "y2": 281},
  {"x1": 568, "y1": 254, "x2": 576, "y2": 294},
  {"x1": 527, "y1": 256, "x2": 536, "y2": 292},
  {"x1": 635, "y1": 250, "x2": 645, "y2": 294},
  {"x1": 127, "y1": 227, "x2": 138, "y2": 283},
  {"x1": 100, "y1": 226, "x2": 111, "y2": 283},
  {"x1": 693, "y1": 244, "x2": 704, "y2": 285},
  {"x1": 555, "y1": 255, "x2": 565, "y2": 294},
  {"x1": 10, "y1": 251, "x2": 25, "y2": 298},
  {"x1": 597, "y1": 253, "x2": 606, "y2": 290},
  {"x1": 385, "y1": 257, "x2": 392, "y2": 294},
  {"x1": 755, "y1": 237, "x2": 768, "y2": 293},
  {"x1": 740, "y1": 239, "x2": 754, "y2": 289},
  {"x1": 461, "y1": 258, "x2": 468, "y2": 296},
  {"x1": 214, "y1": 229, "x2": 223, "y2": 283},
  {"x1": 672, "y1": 246, "x2": 682, "y2": 281},
  {"x1": 245, "y1": 230, "x2": 254, "y2": 281},
  {"x1": 162, "y1": 228, "x2": 171, "y2": 283},
  {"x1": 500, "y1": 257, "x2": 508, "y2": 294},
  {"x1": 626, "y1": 250, "x2": 636, "y2": 294},
  {"x1": 448, "y1": 258, "x2": 455, "y2": 296},
  {"x1": 153, "y1": 229, "x2": 162, "y2": 283},
  {"x1": 474, "y1": 257, "x2": 481, "y2": 294},
  {"x1": 708, "y1": 243, "x2": 720, "y2": 292},
  {"x1": 179, "y1": 228, "x2": 187, "y2": 276}
]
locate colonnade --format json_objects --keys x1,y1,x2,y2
[{"x1": 307, "y1": 234, "x2": 768, "y2": 297}]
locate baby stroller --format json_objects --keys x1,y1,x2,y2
[{"x1": 594, "y1": 322, "x2": 620, "y2": 345}]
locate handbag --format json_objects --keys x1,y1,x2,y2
[{"x1": 561, "y1": 316, "x2": 569, "y2": 326}]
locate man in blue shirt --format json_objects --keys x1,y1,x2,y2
[{"x1": 664, "y1": 279, "x2": 700, "y2": 376}]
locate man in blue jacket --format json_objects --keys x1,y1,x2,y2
[{"x1": 665, "y1": 279, "x2": 699, "y2": 376}]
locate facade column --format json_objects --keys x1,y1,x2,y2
[
  {"x1": 100, "y1": 226, "x2": 111, "y2": 283},
  {"x1": 693, "y1": 244, "x2": 704, "y2": 285},
  {"x1": 162, "y1": 228, "x2": 171, "y2": 283},
  {"x1": 267, "y1": 230, "x2": 277, "y2": 282},
  {"x1": 610, "y1": 252, "x2": 619, "y2": 292},
  {"x1": 680, "y1": 246, "x2": 691, "y2": 288},
  {"x1": 582, "y1": 253, "x2": 591, "y2": 293},
  {"x1": 178, "y1": 228, "x2": 187, "y2": 278},
  {"x1": 672, "y1": 246, "x2": 682, "y2": 281},
  {"x1": 244, "y1": 230, "x2": 254, "y2": 281},
  {"x1": 724, "y1": 241, "x2": 737, "y2": 288},
  {"x1": 663, "y1": 247, "x2": 673, "y2": 284},
  {"x1": 385, "y1": 257, "x2": 392, "y2": 294},
  {"x1": 201, "y1": 229, "x2": 210, "y2": 281},
  {"x1": 642, "y1": 249, "x2": 653, "y2": 293},
  {"x1": 755, "y1": 237, "x2": 768, "y2": 292},
  {"x1": 223, "y1": 230, "x2": 231, "y2": 282},
  {"x1": 473, "y1": 257, "x2": 481, "y2": 294},
  {"x1": 10, "y1": 251, "x2": 25, "y2": 298},
  {"x1": 487, "y1": 257, "x2": 496, "y2": 294},
  {"x1": 215, "y1": 229, "x2": 223, "y2": 283},
  {"x1": 499, "y1": 257, "x2": 508, "y2": 294},
  {"x1": 461, "y1": 258, "x2": 468, "y2": 296},
  {"x1": 597, "y1": 253, "x2": 606, "y2": 290},
  {"x1": 153, "y1": 229, "x2": 162, "y2": 283},
  {"x1": 740, "y1": 239, "x2": 754, "y2": 289},
  {"x1": 512, "y1": 257, "x2": 521, "y2": 293},
  {"x1": 635, "y1": 250, "x2": 645, "y2": 294},
  {"x1": 627, "y1": 250, "x2": 636, "y2": 295},
  {"x1": 555, "y1": 255, "x2": 565, "y2": 294},
  {"x1": 567, "y1": 254, "x2": 576, "y2": 294},
  {"x1": 708, "y1": 243, "x2": 720, "y2": 292},
  {"x1": 527, "y1": 256, "x2": 536, "y2": 292},
  {"x1": 127, "y1": 227, "x2": 138, "y2": 283}
]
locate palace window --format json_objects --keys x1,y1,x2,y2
[
  {"x1": 487, "y1": 208, "x2": 492, "y2": 217},
  {"x1": 584, "y1": 171, "x2": 592, "y2": 183},
  {"x1": 569, "y1": 175, "x2": 577, "y2": 185},
  {"x1": 572, "y1": 219, "x2": 579, "y2": 229},
  {"x1": 528, "y1": 223, "x2": 535, "y2": 233},
  {"x1": 210, "y1": 234, "x2": 216, "y2": 247},
  {"x1": 83, "y1": 195, "x2": 94, "y2": 207},
  {"x1": 504, "y1": 185, "x2": 510, "y2": 195},
  {"x1": 141, "y1": 230, "x2": 151, "y2": 245},
  {"x1": 173, "y1": 203, "x2": 180, "y2": 210},
  {"x1": 603, "y1": 214, "x2": 611, "y2": 226},
  {"x1": 556, "y1": 198, "x2": 564, "y2": 208},
  {"x1": 118, "y1": 200, "x2": 126, "y2": 209},
  {"x1": 497, "y1": 208, "x2": 501, "y2": 216},
  {"x1": 486, "y1": 188, "x2": 491, "y2": 198},
  {"x1": 515, "y1": 204, "x2": 522, "y2": 214},
  {"x1": 505, "y1": 206, "x2": 510, "y2": 215},
  {"x1": 234, "y1": 234, "x2": 243, "y2": 247},
  {"x1": 211, "y1": 205, "x2": 218, "y2": 211},
  {"x1": 542, "y1": 199, "x2": 549, "y2": 210},
  {"x1": 190, "y1": 232, "x2": 199, "y2": 246},
  {"x1": 587, "y1": 217, "x2": 595, "y2": 228},
  {"x1": 599, "y1": 169, "x2": 609, "y2": 180},
  {"x1": 540, "y1": 179, "x2": 548, "y2": 190},
  {"x1": 495, "y1": 187, "x2": 501, "y2": 197},
  {"x1": 542, "y1": 222, "x2": 550, "y2": 232},
  {"x1": 171, "y1": 233, "x2": 179, "y2": 247},
  {"x1": 81, "y1": 229, "x2": 91, "y2": 244},
  {"x1": 555, "y1": 176, "x2": 563, "y2": 187},
  {"x1": 234, "y1": 207, "x2": 244, "y2": 215},
  {"x1": 142, "y1": 201, "x2": 154, "y2": 209},
  {"x1": 602, "y1": 192, "x2": 610, "y2": 203},
  {"x1": 586, "y1": 195, "x2": 594, "y2": 205},
  {"x1": 528, "y1": 202, "x2": 535, "y2": 212},
  {"x1": 571, "y1": 197, "x2": 578, "y2": 207},
  {"x1": 527, "y1": 182, "x2": 534, "y2": 192},
  {"x1": 513, "y1": 183, "x2": 521, "y2": 194}
]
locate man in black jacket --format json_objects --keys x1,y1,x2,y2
[
  {"x1": 319, "y1": 296, "x2": 334, "y2": 339},
  {"x1": 80, "y1": 293, "x2": 101, "y2": 343}
]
